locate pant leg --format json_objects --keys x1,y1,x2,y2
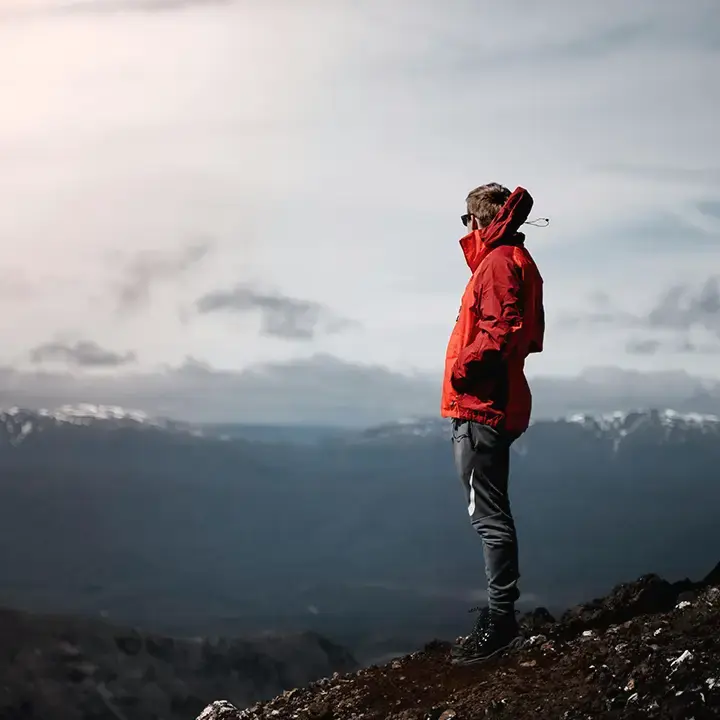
[{"x1": 452, "y1": 418, "x2": 519, "y2": 616}]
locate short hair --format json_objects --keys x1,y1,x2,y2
[{"x1": 466, "y1": 183, "x2": 511, "y2": 228}]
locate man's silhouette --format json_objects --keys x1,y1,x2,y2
[{"x1": 442, "y1": 183, "x2": 545, "y2": 664}]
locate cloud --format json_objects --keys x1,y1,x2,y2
[
  {"x1": 626, "y1": 336, "x2": 720, "y2": 356},
  {"x1": 1, "y1": 0, "x2": 720, "y2": 385},
  {"x1": 698, "y1": 200, "x2": 720, "y2": 219},
  {"x1": 29, "y1": 340, "x2": 137, "y2": 368},
  {"x1": 116, "y1": 241, "x2": 212, "y2": 314},
  {"x1": 575, "y1": 278, "x2": 720, "y2": 358},
  {"x1": 562, "y1": 291, "x2": 637, "y2": 328},
  {"x1": 0, "y1": 355, "x2": 436, "y2": 426},
  {"x1": 626, "y1": 339, "x2": 661, "y2": 356},
  {"x1": 646, "y1": 277, "x2": 720, "y2": 335},
  {"x1": 678, "y1": 339, "x2": 720, "y2": 355},
  {"x1": 568, "y1": 277, "x2": 720, "y2": 343},
  {"x1": 196, "y1": 285, "x2": 358, "y2": 341}
]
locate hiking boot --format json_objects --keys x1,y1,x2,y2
[
  {"x1": 451, "y1": 612, "x2": 523, "y2": 665},
  {"x1": 451, "y1": 606, "x2": 490, "y2": 657}
]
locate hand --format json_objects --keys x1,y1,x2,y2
[{"x1": 450, "y1": 361, "x2": 468, "y2": 393}]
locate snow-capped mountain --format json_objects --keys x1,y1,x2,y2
[
  {"x1": 564, "y1": 409, "x2": 720, "y2": 439},
  {"x1": 352, "y1": 409, "x2": 720, "y2": 449},
  {"x1": 2, "y1": 405, "x2": 719, "y2": 452},
  {"x1": 0, "y1": 404, "x2": 200, "y2": 447}
]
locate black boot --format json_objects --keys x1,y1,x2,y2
[
  {"x1": 451, "y1": 611, "x2": 523, "y2": 665},
  {"x1": 451, "y1": 606, "x2": 490, "y2": 657}
]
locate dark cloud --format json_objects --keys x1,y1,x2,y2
[
  {"x1": 1, "y1": 357, "x2": 719, "y2": 426},
  {"x1": 29, "y1": 341, "x2": 137, "y2": 368},
  {"x1": 677, "y1": 339, "x2": 720, "y2": 355},
  {"x1": 646, "y1": 277, "x2": 720, "y2": 335},
  {"x1": 618, "y1": 277, "x2": 720, "y2": 356},
  {"x1": 626, "y1": 339, "x2": 661, "y2": 356},
  {"x1": 117, "y1": 241, "x2": 211, "y2": 314},
  {"x1": 569, "y1": 279, "x2": 720, "y2": 350},
  {"x1": 196, "y1": 285, "x2": 358, "y2": 341},
  {"x1": 626, "y1": 336, "x2": 720, "y2": 356}
]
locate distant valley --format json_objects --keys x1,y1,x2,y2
[{"x1": 1, "y1": 404, "x2": 718, "y2": 664}]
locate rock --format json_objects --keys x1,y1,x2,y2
[
  {"x1": 426, "y1": 709, "x2": 455, "y2": 720},
  {"x1": 527, "y1": 634, "x2": 547, "y2": 646},
  {"x1": 669, "y1": 649, "x2": 694, "y2": 669},
  {"x1": 519, "y1": 607, "x2": 556, "y2": 634},
  {"x1": 196, "y1": 700, "x2": 241, "y2": 720}
]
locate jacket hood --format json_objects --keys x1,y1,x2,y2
[{"x1": 459, "y1": 186, "x2": 534, "y2": 272}]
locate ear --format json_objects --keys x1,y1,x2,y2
[{"x1": 471, "y1": 215, "x2": 479, "y2": 231}]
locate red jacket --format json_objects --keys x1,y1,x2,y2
[{"x1": 441, "y1": 187, "x2": 544, "y2": 435}]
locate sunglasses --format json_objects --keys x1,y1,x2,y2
[{"x1": 460, "y1": 214, "x2": 550, "y2": 229}]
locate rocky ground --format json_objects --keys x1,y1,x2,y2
[
  {"x1": 0, "y1": 609, "x2": 356, "y2": 720},
  {"x1": 199, "y1": 563, "x2": 720, "y2": 720}
]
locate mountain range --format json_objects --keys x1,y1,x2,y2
[{"x1": 1, "y1": 404, "x2": 718, "y2": 665}]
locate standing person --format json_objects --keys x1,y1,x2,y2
[{"x1": 441, "y1": 183, "x2": 545, "y2": 665}]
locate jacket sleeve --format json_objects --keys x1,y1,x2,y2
[{"x1": 451, "y1": 252, "x2": 524, "y2": 392}]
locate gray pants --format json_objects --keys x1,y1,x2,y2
[{"x1": 451, "y1": 418, "x2": 520, "y2": 617}]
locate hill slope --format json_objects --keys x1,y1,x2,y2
[
  {"x1": 0, "y1": 607, "x2": 356, "y2": 720},
  {"x1": 199, "y1": 563, "x2": 720, "y2": 720}
]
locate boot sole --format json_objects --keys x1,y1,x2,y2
[{"x1": 450, "y1": 636, "x2": 525, "y2": 666}]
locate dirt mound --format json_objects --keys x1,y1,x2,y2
[{"x1": 198, "y1": 568, "x2": 720, "y2": 720}]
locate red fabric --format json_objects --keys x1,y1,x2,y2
[{"x1": 441, "y1": 187, "x2": 545, "y2": 434}]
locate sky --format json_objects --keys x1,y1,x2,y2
[{"x1": 1, "y1": 0, "x2": 720, "y2": 423}]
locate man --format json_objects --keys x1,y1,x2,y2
[{"x1": 441, "y1": 183, "x2": 545, "y2": 665}]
